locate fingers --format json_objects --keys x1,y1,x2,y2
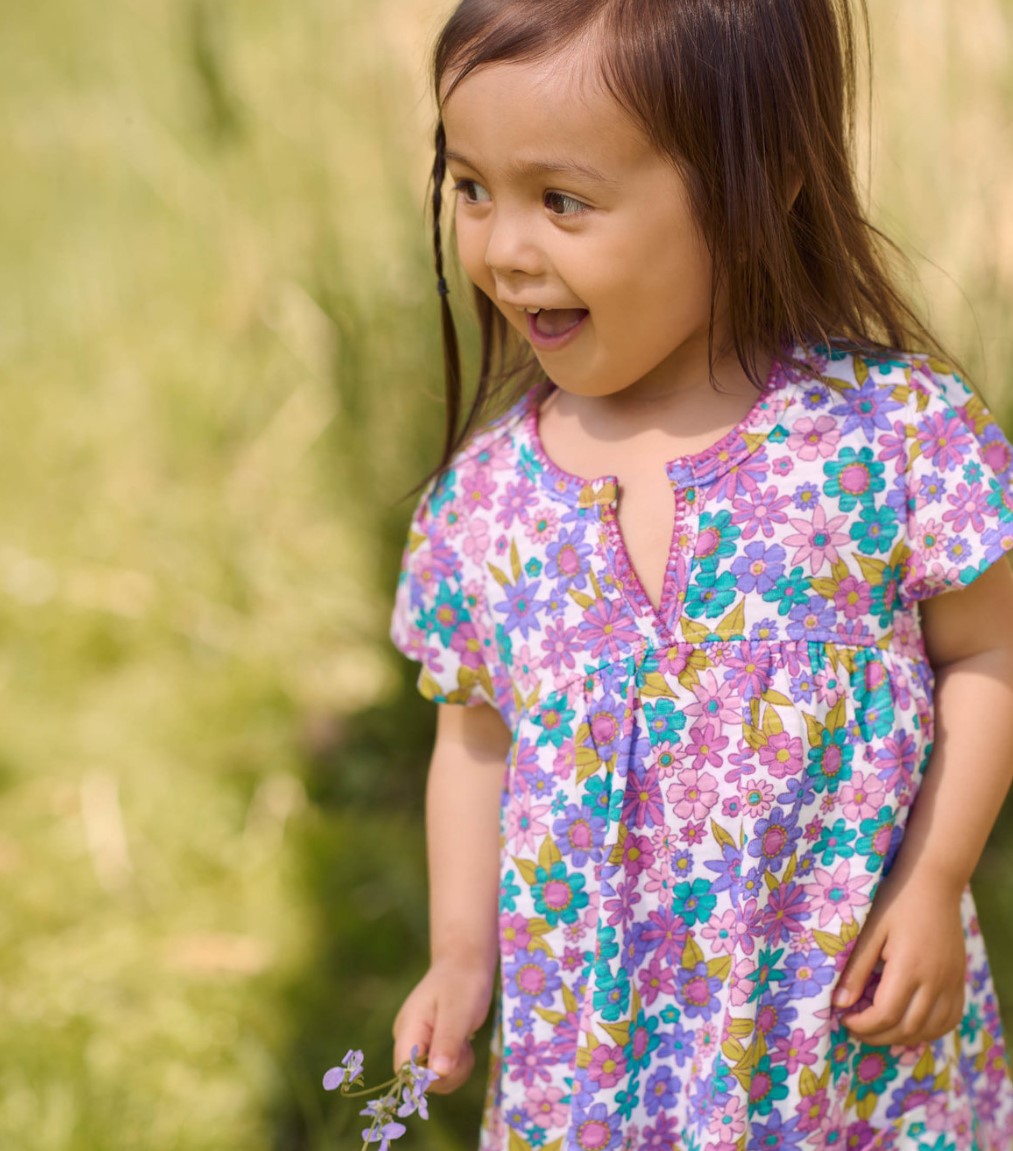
[
  {"x1": 833, "y1": 917, "x2": 885, "y2": 1012},
  {"x1": 427, "y1": 998, "x2": 478, "y2": 1094},
  {"x1": 841, "y1": 961, "x2": 965, "y2": 1046},
  {"x1": 392, "y1": 990, "x2": 435, "y2": 1072}
]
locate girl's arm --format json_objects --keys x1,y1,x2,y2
[
  {"x1": 835, "y1": 557, "x2": 1013, "y2": 1044},
  {"x1": 393, "y1": 701, "x2": 511, "y2": 1093}
]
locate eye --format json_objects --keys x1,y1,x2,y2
[
  {"x1": 544, "y1": 190, "x2": 589, "y2": 217},
  {"x1": 452, "y1": 178, "x2": 491, "y2": 204}
]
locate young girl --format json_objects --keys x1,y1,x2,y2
[{"x1": 388, "y1": 1, "x2": 1013, "y2": 1148}]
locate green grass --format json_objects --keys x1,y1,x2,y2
[{"x1": 1, "y1": 1, "x2": 1012, "y2": 1148}]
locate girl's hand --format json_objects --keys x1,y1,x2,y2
[
  {"x1": 393, "y1": 957, "x2": 495, "y2": 1094},
  {"x1": 833, "y1": 867, "x2": 965, "y2": 1047}
]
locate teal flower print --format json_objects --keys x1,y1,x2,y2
[
  {"x1": 642, "y1": 698, "x2": 686, "y2": 746},
  {"x1": 823, "y1": 446, "x2": 886, "y2": 511},
  {"x1": 748, "y1": 1052, "x2": 790, "y2": 1116},
  {"x1": 761, "y1": 566, "x2": 811, "y2": 617},
  {"x1": 806, "y1": 728, "x2": 854, "y2": 794},
  {"x1": 592, "y1": 962, "x2": 631, "y2": 1022},
  {"x1": 425, "y1": 581, "x2": 468, "y2": 645},
  {"x1": 500, "y1": 869, "x2": 522, "y2": 914},
  {"x1": 684, "y1": 571, "x2": 738, "y2": 619},
  {"x1": 695, "y1": 510, "x2": 741, "y2": 571},
  {"x1": 850, "y1": 504, "x2": 899, "y2": 556},
  {"x1": 812, "y1": 818, "x2": 857, "y2": 866},
  {"x1": 532, "y1": 861, "x2": 589, "y2": 926},
  {"x1": 855, "y1": 806, "x2": 896, "y2": 873},
  {"x1": 671, "y1": 879, "x2": 717, "y2": 927},
  {"x1": 851, "y1": 1046, "x2": 898, "y2": 1102},
  {"x1": 747, "y1": 946, "x2": 787, "y2": 1002},
  {"x1": 533, "y1": 691, "x2": 576, "y2": 748},
  {"x1": 429, "y1": 468, "x2": 457, "y2": 514},
  {"x1": 624, "y1": 1009, "x2": 661, "y2": 1074}
]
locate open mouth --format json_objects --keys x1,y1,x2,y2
[{"x1": 525, "y1": 307, "x2": 589, "y2": 349}]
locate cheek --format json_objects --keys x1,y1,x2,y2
[{"x1": 454, "y1": 214, "x2": 492, "y2": 289}]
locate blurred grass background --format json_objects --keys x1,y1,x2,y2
[{"x1": 0, "y1": 1, "x2": 1011, "y2": 1148}]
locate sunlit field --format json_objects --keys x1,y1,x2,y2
[{"x1": 1, "y1": 1, "x2": 1011, "y2": 1148}]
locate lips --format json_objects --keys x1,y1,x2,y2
[{"x1": 527, "y1": 308, "x2": 589, "y2": 350}]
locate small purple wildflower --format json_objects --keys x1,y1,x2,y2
[
  {"x1": 325, "y1": 1044, "x2": 435, "y2": 1150},
  {"x1": 363, "y1": 1120, "x2": 407, "y2": 1150}
]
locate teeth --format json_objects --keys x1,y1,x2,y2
[{"x1": 515, "y1": 306, "x2": 542, "y2": 314}]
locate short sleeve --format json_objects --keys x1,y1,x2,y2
[
  {"x1": 902, "y1": 365, "x2": 1013, "y2": 602},
  {"x1": 389, "y1": 475, "x2": 496, "y2": 707}
]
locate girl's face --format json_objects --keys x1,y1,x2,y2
[{"x1": 441, "y1": 49, "x2": 726, "y2": 402}]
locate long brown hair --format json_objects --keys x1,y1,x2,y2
[{"x1": 425, "y1": 0, "x2": 957, "y2": 482}]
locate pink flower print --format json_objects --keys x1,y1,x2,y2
[
  {"x1": 667, "y1": 765, "x2": 719, "y2": 820},
  {"x1": 500, "y1": 913, "x2": 532, "y2": 956},
  {"x1": 796, "y1": 1087, "x2": 830, "y2": 1134},
  {"x1": 680, "y1": 820, "x2": 707, "y2": 846},
  {"x1": 462, "y1": 578, "x2": 487, "y2": 615},
  {"x1": 701, "y1": 909, "x2": 749, "y2": 956},
  {"x1": 527, "y1": 1085, "x2": 568, "y2": 1130},
  {"x1": 810, "y1": 861, "x2": 873, "y2": 928},
  {"x1": 758, "y1": 731, "x2": 803, "y2": 779},
  {"x1": 525, "y1": 507, "x2": 559, "y2": 545},
  {"x1": 784, "y1": 505, "x2": 850, "y2": 574},
  {"x1": 914, "y1": 517, "x2": 946, "y2": 560},
  {"x1": 507, "y1": 1032, "x2": 552, "y2": 1086},
  {"x1": 623, "y1": 768, "x2": 665, "y2": 829},
  {"x1": 540, "y1": 618, "x2": 581, "y2": 676},
  {"x1": 877, "y1": 731, "x2": 919, "y2": 790},
  {"x1": 642, "y1": 907, "x2": 687, "y2": 963},
  {"x1": 788, "y1": 415, "x2": 840, "y2": 461},
  {"x1": 918, "y1": 408, "x2": 972, "y2": 471},
  {"x1": 771, "y1": 1028, "x2": 821, "y2": 1074},
  {"x1": 686, "y1": 720, "x2": 729, "y2": 771},
  {"x1": 579, "y1": 599, "x2": 640, "y2": 662},
  {"x1": 650, "y1": 741, "x2": 680, "y2": 780},
  {"x1": 943, "y1": 481, "x2": 987, "y2": 533},
  {"x1": 731, "y1": 484, "x2": 792, "y2": 540},
  {"x1": 730, "y1": 957, "x2": 755, "y2": 1006},
  {"x1": 587, "y1": 1044, "x2": 627, "y2": 1088},
  {"x1": 638, "y1": 956, "x2": 677, "y2": 1005},
  {"x1": 505, "y1": 793, "x2": 551, "y2": 853},
  {"x1": 604, "y1": 874, "x2": 642, "y2": 928},
  {"x1": 450, "y1": 621, "x2": 485, "y2": 670},
  {"x1": 739, "y1": 778, "x2": 775, "y2": 818},
  {"x1": 644, "y1": 856, "x2": 674, "y2": 896},
  {"x1": 495, "y1": 476, "x2": 538, "y2": 529},
  {"x1": 656, "y1": 645, "x2": 690, "y2": 677},
  {"x1": 561, "y1": 946, "x2": 585, "y2": 973},
  {"x1": 620, "y1": 831, "x2": 655, "y2": 875},
  {"x1": 838, "y1": 769, "x2": 886, "y2": 822},
  {"x1": 833, "y1": 574, "x2": 871, "y2": 619},
  {"x1": 771, "y1": 455, "x2": 793, "y2": 476},
  {"x1": 684, "y1": 670, "x2": 741, "y2": 725},
  {"x1": 436, "y1": 501, "x2": 466, "y2": 538},
  {"x1": 462, "y1": 518, "x2": 490, "y2": 563},
  {"x1": 707, "y1": 1098, "x2": 746, "y2": 1141},
  {"x1": 460, "y1": 465, "x2": 496, "y2": 511},
  {"x1": 513, "y1": 644, "x2": 540, "y2": 692}
]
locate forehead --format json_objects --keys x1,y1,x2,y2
[{"x1": 441, "y1": 51, "x2": 657, "y2": 176}]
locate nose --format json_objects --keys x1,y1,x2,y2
[{"x1": 483, "y1": 205, "x2": 543, "y2": 280}]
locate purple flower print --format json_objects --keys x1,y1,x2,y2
[
  {"x1": 943, "y1": 481, "x2": 988, "y2": 533},
  {"x1": 787, "y1": 594, "x2": 837, "y2": 640},
  {"x1": 731, "y1": 541, "x2": 786, "y2": 593},
  {"x1": 494, "y1": 573, "x2": 547, "y2": 640},
  {"x1": 544, "y1": 525, "x2": 593, "y2": 588},
  {"x1": 504, "y1": 949, "x2": 564, "y2": 1008},
  {"x1": 539, "y1": 617, "x2": 581, "y2": 675},
  {"x1": 644, "y1": 1066, "x2": 680, "y2": 1116},
  {"x1": 578, "y1": 598, "x2": 639, "y2": 661},
  {"x1": 571, "y1": 1102, "x2": 621, "y2": 1151},
  {"x1": 677, "y1": 961, "x2": 722, "y2": 1020},
  {"x1": 496, "y1": 476, "x2": 538, "y2": 529},
  {"x1": 917, "y1": 408, "x2": 973, "y2": 471},
  {"x1": 748, "y1": 808, "x2": 802, "y2": 871},
  {"x1": 553, "y1": 804, "x2": 605, "y2": 867},
  {"x1": 641, "y1": 907, "x2": 688, "y2": 963},
  {"x1": 830, "y1": 377, "x2": 903, "y2": 439}
]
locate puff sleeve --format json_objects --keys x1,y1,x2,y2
[
  {"x1": 389, "y1": 474, "x2": 496, "y2": 707},
  {"x1": 902, "y1": 364, "x2": 1013, "y2": 602}
]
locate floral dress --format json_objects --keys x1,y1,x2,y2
[{"x1": 390, "y1": 344, "x2": 1013, "y2": 1151}]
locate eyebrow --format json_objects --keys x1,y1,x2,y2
[{"x1": 445, "y1": 150, "x2": 616, "y2": 186}]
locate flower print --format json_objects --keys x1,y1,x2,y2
[
  {"x1": 525, "y1": 507, "x2": 559, "y2": 545},
  {"x1": 914, "y1": 517, "x2": 947, "y2": 561},
  {"x1": 505, "y1": 793, "x2": 551, "y2": 853},
  {"x1": 770, "y1": 1028, "x2": 821, "y2": 1074},
  {"x1": 876, "y1": 730, "x2": 920, "y2": 790},
  {"x1": 822, "y1": 446, "x2": 886, "y2": 510},
  {"x1": 504, "y1": 949, "x2": 563, "y2": 1008},
  {"x1": 591, "y1": 962, "x2": 631, "y2": 1022},
  {"x1": 943, "y1": 480, "x2": 988, "y2": 534},
  {"x1": 855, "y1": 805, "x2": 896, "y2": 871},
  {"x1": 812, "y1": 817, "x2": 857, "y2": 865},
  {"x1": 707, "y1": 1096, "x2": 747, "y2": 1142},
  {"x1": 701, "y1": 908, "x2": 751, "y2": 955},
  {"x1": 750, "y1": 617, "x2": 779, "y2": 642},
  {"x1": 586, "y1": 1043, "x2": 627, "y2": 1089},
  {"x1": 526, "y1": 1084, "x2": 568, "y2": 1130},
  {"x1": 731, "y1": 485, "x2": 792, "y2": 540},
  {"x1": 650, "y1": 740, "x2": 680, "y2": 779},
  {"x1": 788, "y1": 415, "x2": 840, "y2": 461},
  {"x1": 809, "y1": 860, "x2": 873, "y2": 927},
  {"x1": 916, "y1": 469, "x2": 947, "y2": 506},
  {"x1": 544, "y1": 525, "x2": 593, "y2": 589},
  {"x1": 457, "y1": 464, "x2": 496, "y2": 511},
  {"x1": 532, "y1": 691, "x2": 576, "y2": 748},
  {"x1": 850, "y1": 503, "x2": 899, "y2": 555},
  {"x1": 553, "y1": 804, "x2": 605, "y2": 868},
  {"x1": 494, "y1": 573, "x2": 547, "y2": 640},
  {"x1": 838, "y1": 769, "x2": 887, "y2": 822},
  {"x1": 792, "y1": 482, "x2": 820, "y2": 511},
  {"x1": 694, "y1": 510, "x2": 741, "y2": 567},
  {"x1": 500, "y1": 869, "x2": 522, "y2": 913},
  {"x1": 641, "y1": 1113, "x2": 681, "y2": 1151},
  {"x1": 677, "y1": 961, "x2": 722, "y2": 1020},
  {"x1": 640, "y1": 907, "x2": 687, "y2": 963},
  {"x1": 619, "y1": 830, "x2": 655, "y2": 875},
  {"x1": 786, "y1": 593, "x2": 837, "y2": 640},
  {"x1": 917, "y1": 407, "x2": 973, "y2": 471},
  {"x1": 500, "y1": 913, "x2": 533, "y2": 957},
  {"x1": 829, "y1": 377, "x2": 903, "y2": 438},
  {"x1": 685, "y1": 669, "x2": 742, "y2": 725},
  {"x1": 512, "y1": 643, "x2": 540, "y2": 691},
  {"x1": 448, "y1": 619, "x2": 486, "y2": 670},
  {"x1": 801, "y1": 382, "x2": 828, "y2": 408},
  {"x1": 747, "y1": 808, "x2": 802, "y2": 871},
  {"x1": 532, "y1": 861, "x2": 589, "y2": 926},
  {"x1": 435, "y1": 500, "x2": 467, "y2": 539},
  {"x1": 762, "y1": 565, "x2": 811, "y2": 616},
  {"x1": 644, "y1": 1066, "x2": 680, "y2": 1117},
  {"x1": 621, "y1": 766, "x2": 664, "y2": 829},
  {"x1": 784, "y1": 506, "x2": 850, "y2": 573},
  {"x1": 495, "y1": 477, "x2": 537, "y2": 529},
  {"x1": 740, "y1": 777, "x2": 775, "y2": 818},
  {"x1": 806, "y1": 727, "x2": 854, "y2": 793},
  {"x1": 655, "y1": 644, "x2": 690, "y2": 677},
  {"x1": 685, "y1": 719, "x2": 729, "y2": 771},
  {"x1": 639, "y1": 956, "x2": 677, "y2": 1006},
  {"x1": 578, "y1": 598, "x2": 639, "y2": 661},
  {"x1": 666, "y1": 765, "x2": 719, "y2": 820},
  {"x1": 761, "y1": 882, "x2": 811, "y2": 944},
  {"x1": 603, "y1": 874, "x2": 642, "y2": 929},
  {"x1": 539, "y1": 617, "x2": 581, "y2": 676},
  {"x1": 758, "y1": 731, "x2": 804, "y2": 779},
  {"x1": 749, "y1": 1107, "x2": 804, "y2": 1148},
  {"x1": 831, "y1": 574, "x2": 871, "y2": 619},
  {"x1": 671, "y1": 877, "x2": 717, "y2": 927},
  {"x1": 730, "y1": 540, "x2": 786, "y2": 593},
  {"x1": 851, "y1": 1046, "x2": 899, "y2": 1102},
  {"x1": 507, "y1": 1032, "x2": 553, "y2": 1087},
  {"x1": 785, "y1": 948, "x2": 835, "y2": 997},
  {"x1": 683, "y1": 569, "x2": 738, "y2": 619}
]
